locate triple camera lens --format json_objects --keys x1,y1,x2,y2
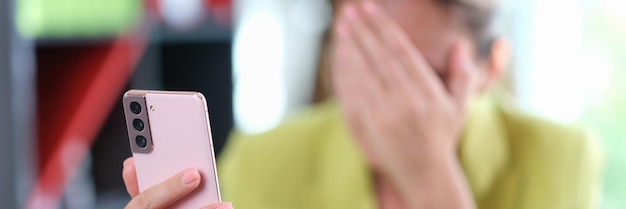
[
  {"x1": 133, "y1": 119, "x2": 144, "y2": 131},
  {"x1": 135, "y1": 136, "x2": 148, "y2": 148},
  {"x1": 130, "y1": 102, "x2": 142, "y2": 114},
  {"x1": 130, "y1": 102, "x2": 147, "y2": 148}
]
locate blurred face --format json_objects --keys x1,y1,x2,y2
[{"x1": 333, "y1": 0, "x2": 486, "y2": 78}]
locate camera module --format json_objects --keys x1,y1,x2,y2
[
  {"x1": 133, "y1": 119, "x2": 144, "y2": 131},
  {"x1": 135, "y1": 135, "x2": 148, "y2": 148},
  {"x1": 130, "y1": 102, "x2": 142, "y2": 114}
]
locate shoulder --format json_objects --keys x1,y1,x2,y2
[
  {"x1": 221, "y1": 101, "x2": 340, "y2": 163},
  {"x1": 499, "y1": 104, "x2": 603, "y2": 208},
  {"x1": 217, "y1": 101, "x2": 342, "y2": 207},
  {"x1": 500, "y1": 105, "x2": 600, "y2": 162}
]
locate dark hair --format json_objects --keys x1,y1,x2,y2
[{"x1": 436, "y1": 0, "x2": 498, "y2": 57}]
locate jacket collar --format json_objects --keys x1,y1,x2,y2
[
  {"x1": 309, "y1": 96, "x2": 510, "y2": 208},
  {"x1": 459, "y1": 95, "x2": 511, "y2": 201}
]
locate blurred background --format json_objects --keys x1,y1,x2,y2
[{"x1": 0, "y1": 0, "x2": 624, "y2": 208}]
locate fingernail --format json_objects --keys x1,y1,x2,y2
[
  {"x1": 216, "y1": 202, "x2": 233, "y2": 209},
  {"x1": 343, "y1": 4, "x2": 358, "y2": 20},
  {"x1": 362, "y1": 1, "x2": 378, "y2": 14},
  {"x1": 181, "y1": 169, "x2": 200, "y2": 186}
]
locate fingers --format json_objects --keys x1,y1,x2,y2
[
  {"x1": 337, "y1": 3, "x2": 393, "y2": 90},
  {"x1": 332, "y1": 22, "x2": 372, "y2": 138},
  {"x1": 332, "y1": 19, "x2": 383, "y2": 168},
  {"x1": 123, "y1": 158, "x2": 140, "y2": 198},
  {"x1": 446, "y1": 42, "x2": 474, "y2": 108},
  {"x1": 332, "y1": 16, "x2": 384, "y2": 107},
  {"x1": 125, "y1": 169, "x2": 201, "y2": 209},
  {"x1": 334, "y1": 4, "x2": 393, "y2": 108},
  {"x1": 344, "y1": 1, "x2": 441, "y2": 93},
  {"x1": 200, "y1": 202, "x2": 234, "y2": 209}
]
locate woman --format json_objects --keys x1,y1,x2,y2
[{"x1": 122, "y1": 0, "x2": 602, "y2": 208}]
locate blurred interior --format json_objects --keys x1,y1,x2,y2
[{"x1": 0, "y1": 0, "x2": 625, "y2": 208}]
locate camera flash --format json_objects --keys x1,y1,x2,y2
[{"x1": 150, "y1": 105, "x2": 155, "y2": 111}]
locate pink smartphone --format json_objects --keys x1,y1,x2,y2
[{"x1": 122, "y1": 90, "x2": 221, "y2": 208}]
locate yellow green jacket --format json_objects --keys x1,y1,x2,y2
[{"x1": 218, "y1": 96, "x2": 603, "y2": 209}]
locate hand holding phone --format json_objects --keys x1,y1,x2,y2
[
  {"x1": 122, "y1": 90, "x2": 222, "y2": 208},
  {"x1": 122, "y1": 158, "x2": 232, "y2": 209}
]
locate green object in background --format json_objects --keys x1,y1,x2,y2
[
  {"x1": 582, "y1": 12, "x2": 626, "y2": 209},
  {"x1": 16, "y1": 0, "x2": 142, "y2": 38}
]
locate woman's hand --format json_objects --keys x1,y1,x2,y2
[
  {"x1": 122, "y1": 158, "x2": 233, "y2": 209},
  {"x1": 331, "y1": 1, "x2": 476, "y2": 209}
]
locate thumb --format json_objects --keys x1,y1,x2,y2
[
  {"x1": 200, "y1": 202, "x2": 234, "y2": 209},
  {"x1": 125, "y1": 169, "x2": 201, "y2": 209},
  {"x1": 446, "y1": 42, "x2": 474, "y2": 108},
  {"x1": 122, "y1": 158, "x2": 139, "y2": 198}
]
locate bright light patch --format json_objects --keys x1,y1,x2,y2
[
  {"x1": 603, "y1": 0, "x2": 626, "y2": 21},
  {"x1": 524, "y1": 0, "x2": 587, "y2": 122},
  {"x1": 233, "y1": 11, "x2": 286, "y2": 134},
  {"x1": 159, "y1": 0, "x2": 205, "y2": 29}
]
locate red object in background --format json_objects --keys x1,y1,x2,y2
[
  {"x1": 27, "y1": 35, "x2": 146, "y2": 209},
  {"x1": 207, "y1": 0, "x2": 230, "y2": 6},
  {"x1": 145, "y1": 0, "x2": 161, "y2": 18},
  {"x1": 26, "y1": 0, "x2": 232, "y2": 206},
  {"x1": 207, "y1": 0, "x2": 232, "y2": 27}
]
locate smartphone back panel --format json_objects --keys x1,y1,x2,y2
[{"x1": 123, "y1": 90, "x2": 220, "y2": 208}]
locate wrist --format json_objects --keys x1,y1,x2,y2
[
  {"x1": 398, "y1": 151, "x2": 459, "y2": 189},
  {"x1": 389, "y1": 153, "x2": 473, "y2": 209},
  {"x1": 407, "y1": 140, "x2": 459, "y2": 172}
]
